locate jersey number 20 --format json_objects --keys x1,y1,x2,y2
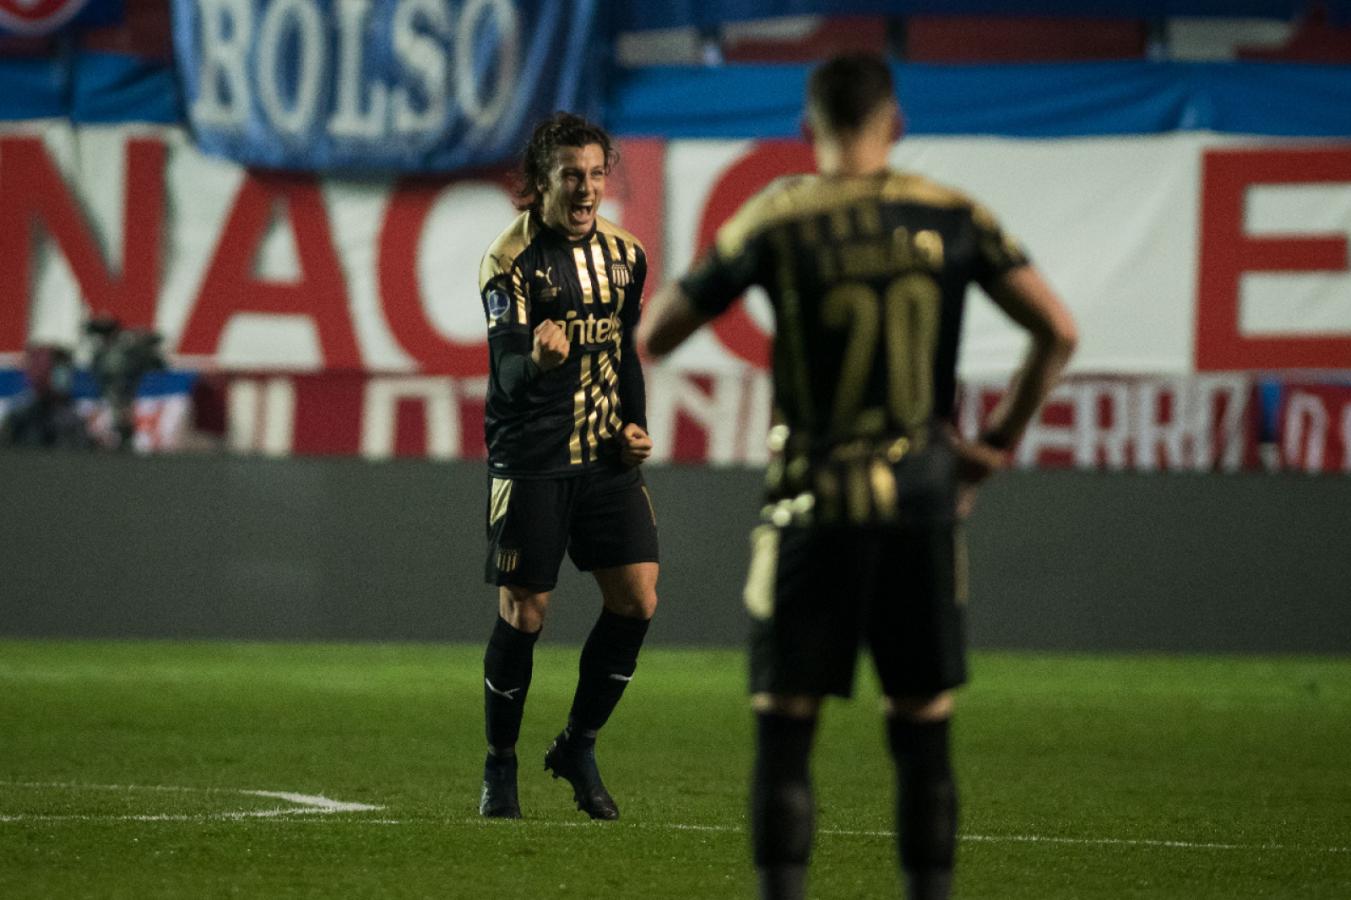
[{"x1": 821, "y1": 273, "x2": 940, "y2": 437}]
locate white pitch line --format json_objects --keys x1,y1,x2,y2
[
  {"x1": 2, "y1": 784, "x2": 1347, "y2": 856},
  {"x1": 0, "y1": 781, "x2": 381, "y2": 821},
  {"x1": 2, "y1": 805, "x2": 345, "y2": 821},
  {"x1": 243, "y1": 791, "x2": 381, "y2": 813},
  {"x1": 385, "y1": 817, "x2": 1351, "y2": 855}
]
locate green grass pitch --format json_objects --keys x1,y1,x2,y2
[{"x1": 1, "y1": 640, "x2": 1348, "y2": 899}]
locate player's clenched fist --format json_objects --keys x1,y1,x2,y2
[
  {"x1": 531, "y1": 320, "x2": 570, "y2": 370},
  {"x1": 618, "y1": 422, "x2": 653, "y2": 468}
]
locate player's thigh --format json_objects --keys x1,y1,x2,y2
[
  {"x1": 867, "y1": 522, "x2": 967, "y2": 697},
  {"x1": 746, "y1": 524, "x2": 874, "y2": 699},
  {"x1": 566, "y1": 465, "x2": 659, "y2": 572},
  {"x1": 484, "y1": 474, "x2": 575, "y2": 593}
]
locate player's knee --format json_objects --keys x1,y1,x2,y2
[
  {"x1": 499, "y1": 586, "x2": 550, "y2": 632},
  {"x1": 885, "y1": 692, "x2": 953, "y2": 722},
  {"x1": 628, "y1": 588, "x2": 659, "y2": 619},
  {"x1": 596, "y1": 563, "x2": 659, "y2": 620},
  {"x1": 752, "y1": 693, "x2": 822, "y2": 719}
]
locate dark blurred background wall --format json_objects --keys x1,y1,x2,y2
[{"x1": 3, "y1": 452, "x2": 1347, "y2": 654}]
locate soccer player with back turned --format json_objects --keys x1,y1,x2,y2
[
  {"x1": 640, "y1": 55, "x2": 1077, "y2": 899},
  {"x1": 476, "y1": 113, "x2": 659, "y2": 821}
]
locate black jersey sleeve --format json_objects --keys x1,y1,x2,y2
[
  {"x1": 617, "y1": 251, "x2": 648, "y2": 430},
  {"x1": 482, "y1": 271, "x2": 538, "y2": 400},
  {"x1": 968, "y1": 202, "x2": 1031, "y2": 291},
  {"x1": 679, "y1": 237, "x2": 763, "y2": 319},
  {"x1": 678, "y1": 183, "x2": 783, "y2": 317},
  {"x1": 489, "y1": 329, "x2": 540, "y2": 400}
]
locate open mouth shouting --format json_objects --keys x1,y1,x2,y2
[{"x1": 569, "y1": 199, "x2": 595, "y2": 230}]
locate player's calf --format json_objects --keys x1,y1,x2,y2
[
  {"x1": 887, "y1": 715, "x2": 957, "y2": 900},
  {"x1": 752, "y1": 711, "x2": 817, "y2": 900},
  {"x1": 483, "y1": 614, "x2": 540, "y2": 754}
]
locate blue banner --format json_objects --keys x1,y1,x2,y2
[
  {"x1": 610, "y1": 61, "x2": 1351, "y2": 138},
  {"x1": 171, "y1": 0, "x2": 606, "y2": 173},
  {"x1": 5, "y1": 52, "x2": 1351, "y2": 140}
]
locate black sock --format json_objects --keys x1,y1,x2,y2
[
  {"x1": 483, "y1": 616, "x2": 540, "y2": 754},
  {"x1": 752, "y1": 712, "x2": 817, "y2": 900},
  {"x1": 566, "y1": 609, "x2": 651, "y2": 741},
  {"x1": 887, "y1": 716, "x2": 957, "y2": 900}
]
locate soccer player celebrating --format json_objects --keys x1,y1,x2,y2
[
  {"x1": 476, "y1": 112, "x2": 659, "y2": 821},
  {"x1": 639, "y1": 55, "x2": 1077, "y2": 899}
]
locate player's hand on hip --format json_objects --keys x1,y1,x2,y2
[
  {"x1": 954, "y1": 438, "x2": 1009, "y2": 485},
  {"x1": 953, "y1": 437, "x2": 1010, "y2": 519},
  {"x1": 618, "y1": 423, "x2": 653, "y2": 467},
  {"x1": 531, "y1": 320, "x2": 570, "y2": 370}
]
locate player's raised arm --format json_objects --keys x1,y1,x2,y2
[
  {"x1": 638, "y1": 282, "x2": 714, "y2": 360},
  {"x1": 977, "y1": 264, "x2": 1078, "y2": 456}
]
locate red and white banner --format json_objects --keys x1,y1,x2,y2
[
  {"x1": 216, "y1": 369, "x2": 1259, "y2": 472},
  {"x1": 2, "y1": 123, "x2": 1347, "y2": 468},
  {"x1": 5, "y1": 124, "x2": 1350, "y2": 378},
  {"x1": 1279, "y1": 381, "x2": 1351, "y2": 473}
]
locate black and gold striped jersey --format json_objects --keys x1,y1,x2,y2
[
  {"x1": 681, "y1": 169, "x2": 1028, "y2": 457},
  {"x1": 679, "y1": 170, "x2": 1030, "y2": 525},
  {"x1": 479, "y1": 211, "x2": 648, "y2": 477}
]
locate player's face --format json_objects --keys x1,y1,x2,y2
[{"x1": 539, "y1": 143, "x2": 607, "y2": 239}]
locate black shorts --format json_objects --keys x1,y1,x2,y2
[
  {"x1": 484, "y1": 464, "x2": 659, "y2": 592},
  {"x1": 744, "y1": 521, "x2": 967, "y2": 699}
]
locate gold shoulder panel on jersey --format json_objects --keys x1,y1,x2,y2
[
  {"x1": 596, "y1": 216, "x2": 646, "y2": 258},
  {"x1": 714, "y1": 172, "x2": 961, "y2": 257},
  {"x1": 879, "y1": 172, "x2": 972, "y2": 210},
  {"x1": 478, "y1": 211, "x2": 537, "y2": 291},
  {"x1": 714, "y1": 175, "x2": 812, "y2": 259},
  {"x1": 715, "y1": 171, "x2": 985, "y2": 262}
]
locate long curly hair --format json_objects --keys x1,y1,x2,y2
[{"x1": 515, "y1": 112, "x2": 618, "y2": 212}]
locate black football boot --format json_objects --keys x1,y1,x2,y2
[
  {"x1": 543, "y1": 729, "x2": 619, "y2": 820},
  {"x1": 479, "y1": 752, "x2": 521, "y2": 819}
]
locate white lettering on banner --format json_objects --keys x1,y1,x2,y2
[
  {"x1": 391, "y1": 0, "x2": 450, "y2": 137},
  {"x1": 196, "y1": 371, "x2": 1266, "y2": 469},
  {"x1": 1135, "y1": 376, "x2": 1250, "y2": 472},
  {"x1": 645, "y1": 367, "x2": 766, "y2": 465},
  {"x1": 1283, "y1": 391, "x2": 1329, "y2": 473},
  {"x1": 360, "y1": 376, "x2": 458, "y2": 461},
  {"x1": 256, "y1": 0, "x2": 326, "y2": 137},
  {"x1": 453, "y1": 0, "x2": 519, "y2": 129},
  {"x1": 191, "y1": 0, "x2": 253, "y2": 127},
  {"x1": 228, "y1": 377, "x2": 296, "y2": 456},
  {"x1": 959, "y1": 377, "x2": 1252, "y2": 472},
  {"x1": 330, "y1": 0, "x2": 386, "y2": 138},
  {"x1": 189, "y1": 0, "x2": 519, "y2": 144}
]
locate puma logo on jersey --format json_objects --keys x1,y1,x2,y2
[
  {"x1": 608, "y1": 673, "x2": 633, "y2": 683},
  {"x1": 534, "y1": 266, "x2": 559, "y2": 299}
]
